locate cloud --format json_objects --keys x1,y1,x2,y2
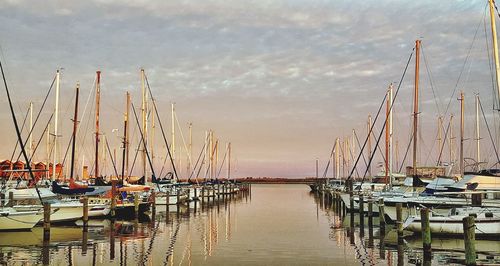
[{"x1": 0, "y1": 0, "x2": 495, "y2": 177}]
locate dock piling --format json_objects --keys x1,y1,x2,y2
[
  {"x1": 43, "y1": 202, "x2": 51, "y2": 241},
  {"x1": 81, "y1": 196, "x2": 89, "y2": 230},
  {"x1": 421, "y1": 208, "x2": 431, "y2": 259},
  {"x1": 396, "y1": 202, "x2": 403, "y2": 241},
  {"x1": 463, "y1": 215, "x2": 476, "y2": 266}
]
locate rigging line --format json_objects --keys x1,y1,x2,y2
[
  {"x1": 203, "y1": 139, "x2": 218, "y2": 180},
  {"x1": 484, "y1": 9, "x2": 498, "y2": 110},
  {"x1": 144, "y1": 74, "x2": 179, "y2": 182},
  {"x1": 352, "y1": 130, "x2": 369, "y2": 173},
  {"x1": 444, "y1": 4, "x2": 485, "y2": 116},
  {"x1": 216, "y1": 144, "x2": 228, "y2": 179},
  {"x1": 347, "y1": 140, "x2": 361, "y2": 178},
  {"x1": 9, "y1": 103, "x2": 30, "y2": 163},
  {"x1": 174, "y1": 110, "x2": 193, "y2": 165},
  {"x1": 421, "y1": 44, "x2": 443, "y2": 115},
  {"x1": 28, "y1": 115, "x2": 53, "y2": 165},
  {"x1": 354, "y1": 48, "x2": 415, "y2": 185},
  {"x1": 130, "y1": 102, "x2": 158, "y2": 187},
  {"x1": 157, "y1": 150, "x2": 170, "y2": 179},
  {"x1": 10, "y1": 76, "x2": 56, "y2": 163},
  {"x1": 127, "y1": 118, "x2": 141, "y2": 179},
  {"x1": 105, "y1": 137, "x2": 119, "y2": 178},
  {"x1": 128, "y1": 126, "x2": 143, "y2": 179},
  {"x1": 188, "y1": 142, "x2": 206, "y2": 181},
  {"x1": 321, "y1": 140, "x2": 337, "y2": 179},
  {"x1": 436, "y1": 116, "x2": 452, "y2": 166},
  {"x1": 0, "y1": 56, "x2": 43, "y2": 203},
  {"x1": 479, "y1": 97, "x2": 500, "y2": 164},
  {"x1": 76, "y1": 78, "x2": 97, "y2": 174},
  {"x1": 398, "y1": 130, "x2": 414, "y2": 174},
  {"x1": 370, "y1": 126, "x2": 387, "y2": 163}
]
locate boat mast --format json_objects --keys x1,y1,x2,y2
[
  {"x1": 335, "y1": 137, "x2": 340, "y2": 179},
  {"x1": 95, "y1": 70, "x2": 101, "y2": 179},
  {"x1": 46, "y1": 122, "x2": 50, "y2": 179},
  {"x1": 449, "y1": 114, "x2": 455, "y2": 171},
  {"x1": 171, "y1": 102, "x2": 175, "y2": 173},
  {"x1": 141, "y1": 69, "x2": 147, "y2": 180},
  {"x1": 69, "y1": 83, "x2": 79, "y2": 180},
  {"x1": 121, "y1": 92, "x2": 129, "y2": 183},
  {"x1": 388, "y1": 83, "x2": 393, "y2": 186},
  {"x1": 227, "y1": 142, "x2": 231, "y2": 180},
  {"x1": 126, "y1": 91, "x2": 130, "y2": 178},
  {"x1": 29, "y1": 101, "x2": 33, "y2": 159},
  {"x1": 151, "y1": 98, "x2": 155, "y2": 179},
  {"x1": 437, "y1": 116, "x2": 443, "y2": 166},
  {"x1": 385, "y1": 83, "x2": 393, "y2": 186},
  {"x1": 367, "y1": 115, "x2": 372, "y2": 180},
  {"x1": 412, "y1": 40, "x2": 421, "y2": 187},
  {"x1": 52, "y1": 69, "x2": 60, "y2": 181},
  {"x1": 188, "y1": 122, "x2": 192, "y2": 178},
  {"x1": 459, "y1": 91, "x2": 465, "y2": 177},
  {"x1": 488, "y1": 0, "x2": 500, "y2": 108},
  {"x1": 475, "y1": 94, "x2": 481, "y2": 171}
]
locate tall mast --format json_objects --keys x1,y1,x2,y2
[
  {"x1": 367, "y1": 115, "x2": 372, "y2": 179},
  {"x1": 388, "y1": 83, "x2": 393, "y2": 186},
  {"x1": 141, "y1": 69, "x2": 147, "y2": 179},
  {"x1": 475, "y1": 94, "x2": 481, "y2": 171},
  {"x1": 335, "y1": 137, "x2": 340, "y2": 179},
  {"x1": 29, "y1": 102, "x2": 33, "y2": 159},
  {"x1": 121, "y1": 92, "x2": 129, "y2": 182},
  {"x1": 46, "y1": 122, "x2": 50, "y2": 179},
  {"x1": 488, "y1": 0, "x2": 500, "y2": 107},
  {"x1": 204, "y1": 131, "x2": 208, "y2": 179},
  {"x1": 151, "y1": 99, "x2": 155, "y2": 177},
  {"x1": 70, "y1": 83, "x2": 79, "y2": 180},
  {"x1": 385, "y1": 83, "x2": 393, "y2": 186},
  {"x1": 227, "y1": 142, "x2": 231, "y2": 179},
  {"x1": 52, "y1": 69, "x2": 60, "y2": 181},
  {"x1": 437, "y1": 116, "x2": 443, "y2": 166},
  {"x1": 188, "y1": 122, "x2": 192, "y2": 177},
  {"x1": 95, "y1": 70, "x2": 101, "y2": 179},
  {"x1": 449, "y1": 115, "x2": 455, "y2": 172},
  {"x1": 459, "y1": 91, "x2": 465, "y2": 177},
  {"x1": 126, "y1": 92, "x2": 130, "y2": 178},
  {"x1": 171, "y1": 102, "x2": 175, "y2": 169},
  {"x1": 412, "y1": 40, "x2": 421, "y2": 187}
]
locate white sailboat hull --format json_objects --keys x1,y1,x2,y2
[{"x1": 0, "y1": 209, "x2": 43, "y2": 231}]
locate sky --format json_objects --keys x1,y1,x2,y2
[{"x1": 0, "y1": 0, "x2": 498, "y2": 178}]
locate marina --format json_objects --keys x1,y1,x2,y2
[{"x1": 2, "y1": 0, "x2": 500, "y2": 265}]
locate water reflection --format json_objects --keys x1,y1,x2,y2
[
  {"x1": 2, "y1": 184, "x2": 499, "y2": 265},
  {"x1": 313, "y1": 189, "x2": 500, "y2": 266}
]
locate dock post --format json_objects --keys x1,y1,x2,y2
[
  {"x1": 359, "y1": 194, "x2": 364, "y2": 216},
  {"x1": 134, "y1": 192, "x2": 140, "y2": 217},
  {"x1": 111, "y1": 180, "x2": 117, "y2": 218},
  {"x1": 378, "y1": 198, "x2": 386, "y2": 229},
  {"x1": 463, "y1": 215, "x2": 476, "y2": 266},
  {"x1": 166, "y1": 190, "x2": 170, "y2": 213},
  {"x1": 0, "y1": 193, "x2": 4, "y2": 207},
  {"x1": 194, "y1": 187, "x2": 198, "y2": 201},
  {"x1": 43, "y1": 202, "x2": 51, "y2": 241},
  {"x1": 7, "y1": 191, "x2": 14, "y2": 207},
  {"x1": 82, "y1": 196, "x2": 89, "y2": 230},
  {"x1": 368, "y1": 198, "x2": 373, "y2": 227},
  {"x1": 217, "y1": 183, "x2": 220, "y2": 199},
  {"x1": 396, "y1": 203, "x2": 403, "y2": 241},
  {"x1": 421, "y1": 208, "x2": 431, "y2": 261},
  {"x1": 151, "y1": 190, "x2": 156, "y2": 214}
]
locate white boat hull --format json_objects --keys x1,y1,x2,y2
[{"x1": 0, "y1": 209, "x2": 43, "y2": 231}]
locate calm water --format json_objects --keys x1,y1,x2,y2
[{"x1": 0, "y1": 184, "x2": 499, "y2": 265}]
